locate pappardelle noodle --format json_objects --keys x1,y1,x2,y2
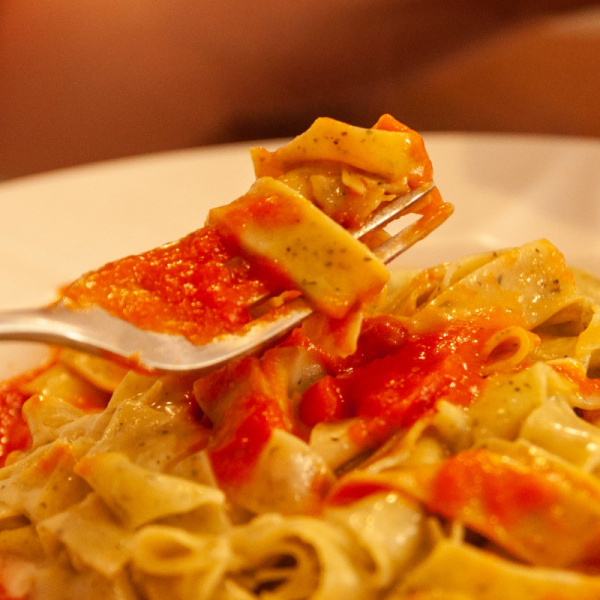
[{"x1": 1, "y1": 116, "x2": 600, "y2": 600}]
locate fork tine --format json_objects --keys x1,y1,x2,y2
[
  {"x1": 372, "y1": 200, "x2": 454, "y2": 264},
  {"x1": 350, "y1": 182, "x2": 436, "y2": 239}
]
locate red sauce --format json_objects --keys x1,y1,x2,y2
[
  {"x1": 62, "y1": 226, "x2": 274, "y2": 345},
  {"x1": 0, "y1": 376, "x2": 34, "y2": 467},
  {"x1": 431, "y1": 449, "x2": 560, "y2": 528},
  {"x1": 208, "y1": 391, "x2": 288, "y2": 485},
  {"x1": 195, "y1": 353, "x2": 292, "y2": 486},
  {"x1": 213, "y1": 190, "x2": 306, "y2": 231},
  {"x1": 299, "y1": 321, "x2": 506, "y2": 447},
  {"x1": 327, "y1": 478, "x2": 397, "y2": 506},
  {"x1": 285, "y1": 314, "x2": 408, "y2": 375}
]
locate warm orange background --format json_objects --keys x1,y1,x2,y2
[{"x1": 1, "y1": 0, "x2": 598, "y2": 180}]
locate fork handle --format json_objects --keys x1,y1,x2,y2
[
  {"x1": 0, "y1": 304, "x2": 147, "y2": 360},
  {"x1": 0, "y1": 300, "x2": 314, "y2": 373},
  {"x1": 0, "y1": 306, "x2": 72, "y2": 346}
]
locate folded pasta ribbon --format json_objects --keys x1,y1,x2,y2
[{"x1": 208, "y1": 177, "x2": 389, "y2": 320}]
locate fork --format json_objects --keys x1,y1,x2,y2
[{"x1": 0, "y1": 183, "x2": 450, "y2": 374}]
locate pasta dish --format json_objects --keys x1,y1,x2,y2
[{"x1": 1, "y1": 116, "x2": 600, "y2": 600}]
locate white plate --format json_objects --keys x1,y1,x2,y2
[{"x1": 1, "y1": 133, "x2": 599, "y2": 377}]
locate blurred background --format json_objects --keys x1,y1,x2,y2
[{"x1": 1, "y1": 0, "x2": 598, "y2": 181}]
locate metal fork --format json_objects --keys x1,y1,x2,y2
[{"x1": 0, "y1": 183, "x2": 450, "y2": 373}]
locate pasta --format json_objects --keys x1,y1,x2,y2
[{"x1": 1, "y1": 116, "x2": 600, "y2": 600}]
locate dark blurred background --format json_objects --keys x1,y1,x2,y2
[{"x1": 1, "y1": 0, "x2": 598, "y2": 180}]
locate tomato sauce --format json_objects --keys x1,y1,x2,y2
[
  {"x1": 430, "y1": 449, "x2": 560, "y2": 528},
  {"x1": 62, "y1": 226, "x2": 275, "y2": 345},
  {"x1": 208, "y1": 391, "x2": 288, "y2": 485},
  {"x1": 285, "y1": 314, "x2": 408, "y2": 375},
  {"x1": 213, "y1": 191, "x2": 307, "y2": 231},
  {"x1": 195, "y1": 352, "x2": 293, "y2": 486},
  {"x1": 0, "y1": 376, "x2": 33, "y2": 467},
  {"x1": 299, "y1": 321, "x2": 504, "y2": 447},
  {"x1": 327, "y1": 478, "x2": 397, "y2": 506}
]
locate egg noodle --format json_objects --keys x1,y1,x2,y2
[{"x1": 1, "y1": 117, "x2": 600, "y2": 600}]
